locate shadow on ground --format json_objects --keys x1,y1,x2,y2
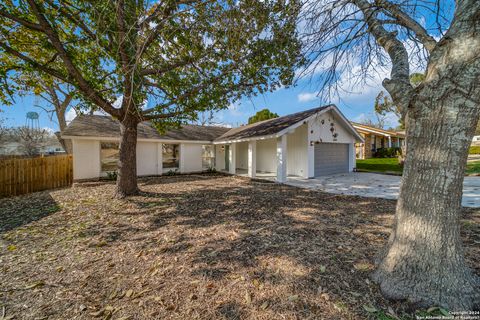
[
  {"x1": 0, "y1": 192, "x2": 60, "y2": 234},
  {"x1": 0, "y1": 173, "x2": 478, "y2": 320}
]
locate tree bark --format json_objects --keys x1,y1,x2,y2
[
  {"x1": 115, "y1": 115, "x2": 140, "y2": 198},
  {"x1": 370, "y1": 0, "x2": 480, "y2": 310},
  {"x1": 56, "y1": 106, "x2": 73, "y2": 154},
  {"x1": 372, "y1": 90, "x2": 480, "y2": 310}
]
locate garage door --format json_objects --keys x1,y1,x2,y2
[{"x1": 314, "y1": 143, "x2": 349, "y2": 176}]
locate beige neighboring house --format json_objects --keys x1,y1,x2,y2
[
  {"x1": 472, "y1": 135, "x2": 480, "y2": 146},
  {"x1": 352, "y1": 123, "x2": 405, "y2": 159}
]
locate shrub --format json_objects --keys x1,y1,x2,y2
[
  {"x1": 106, "y1": 171, "x2": 117, "y2": 181},
  {"x1": 205, "y1": 167, "x2": 217, "y2": 173},
  {"x1": 469, "y1": 146, "x2": 480, "y2": 154},
  {"x1": 374, "y1": 147, "x2": 401, "y2": 158},
  {"x1": 164, "y1": 169, "x2": 179, "y2": 176}
]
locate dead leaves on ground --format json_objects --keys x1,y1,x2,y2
[{"x1": 0, "y1": 174, "x2": 478, "y2": 319}]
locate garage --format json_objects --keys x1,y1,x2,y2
[{"x1": 314, "y1": 143, "x2": 349, "y2": 176}]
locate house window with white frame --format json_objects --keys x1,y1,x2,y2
[
  {"x1": 100, "y1": 142, "x2": 119, "y2": 172},
  {"x1": 162, "y1": 144, "x2": 180, "y2": 169},
  {"x1": 202, "y1": 145, "x2": 215, "y2": 170}
]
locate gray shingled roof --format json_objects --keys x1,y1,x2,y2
[
  {"x1": 62, "y1": 115, "x2": 230, "y2": 141},
  {"x1": 215, "y1": 105, "x2": 333, "y2": 141}
]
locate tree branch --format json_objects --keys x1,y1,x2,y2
[
  {"x1": 374, "y1": 0, "x2": 437, "y2": 53},
  {"x1": 0, "y1": 42, "x2": 69, "y2": 82},
  {"x1": 26, "y1": 0, "x2": 119, "y2": 117},
  {"x1": 0, "y1": 11, "x2": 44, "y2": 31},
  {"x1": 352, "y1": 0, "x2": 413, "y2": 116}
]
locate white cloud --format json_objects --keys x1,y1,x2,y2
[
  {"x1": 298, "y1": 91, "x2": 319, "y2": 103},
  {"x1": 113, "y1": 96, "x2": 123, "y2": 108},
  {"x1": 383, "y1": 112, "x2": 400, "y2": 129},
  {"x1": 93, "y1": 109, "x2": 108, "y2": 116},
  {"x1": 42, "y1": 126, "x2": 55, "y2": 134},
  {"x1": 353, "y1": 113, "x2": 368, "y2": 123},
  {"x1": 228, "y1": 101, "x2": 243, "y2": 117},
  {"x1": 65, "y1": 108, "x2": 77, "y2": 123}
]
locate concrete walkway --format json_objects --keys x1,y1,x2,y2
[
  {"x1": 468, "y1": 154, "x2": 480, "y2": 162},
  {"x1": 284, "y1": 172, "x2": 480, "y2": 208}
]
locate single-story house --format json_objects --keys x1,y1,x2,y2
[
  {"x1": 472, "y1": 135, "x2": 480, "y2": 146},
  {"x1": 62, "y1": 105, "x2": 364, "y2": 182},
  {"x1": 351, "y1": 123, "x2": 405, "y2": 159}
]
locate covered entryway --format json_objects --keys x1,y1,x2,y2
[{"x1": 314, "y1": 143, "x2": 349, "y2": 176}]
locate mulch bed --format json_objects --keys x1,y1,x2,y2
[{"x1": 0, "y1": 174, "x2": 478, "y2": 320}]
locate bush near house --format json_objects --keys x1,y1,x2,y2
[
  {"x1": 469, "y1": 146, "x2": 480, "y2": 154},
  {"x1": 373, "y1": 147, "x2": 402, "y2": 158},
  {"x1": 466, "y1": 161, "x2": 480, "y2": 175}
]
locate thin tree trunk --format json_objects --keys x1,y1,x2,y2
[
  {"x1": 56, "y1": 107, "x2": 73, "y2": 154},
  {"x1": 115, "y1": 116, "x2": 139, "y2": 198},
  {"x1": 372, "y1": 94, "x2": 480, "y2": 309}
]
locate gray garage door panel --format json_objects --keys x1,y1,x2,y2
[{"x1": 314, "y1": 143, "x2": 349, "y2": 176}]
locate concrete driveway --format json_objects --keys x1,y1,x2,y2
[{"x1": 285, "y1": 172, "x2": 480, "y2": 208}]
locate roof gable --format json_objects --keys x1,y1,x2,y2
[{"x1": 214, "y1": 105, "x2": 333, "y2": 142}]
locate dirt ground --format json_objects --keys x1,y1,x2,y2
[{"x1": 0, "y1": 174, "x2": 478, "y2": 320}]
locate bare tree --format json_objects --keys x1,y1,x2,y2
[
  {"x1": 10, "y1": 127, "x2": 49, "y2": 157},
  {"x1": 358, "y1": 110, "x2": 388, "y2": 129},
  {"x1": 194, "y1": 111, "x2": 223, "y2": 126},
  {"x1": 35, "y1": 80, "x2": 75, "y2": 153},
  {"x1": 302, "y1": 0, "x2": 479, "y2": 310},
  {"x1": 0, "y1": 114, "x2": 6, "y2": 140}
]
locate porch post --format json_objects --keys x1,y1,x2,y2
[
  {"x1": 157, "y1": 143, "x2": 163, "y2": 175},
  {"x1": 248, "y1": 140, "x2": 256, "y2": 178},
  {"x1": 179, "y1": 143, "x2": 186, "y2": 173},
  {"x1": 276, "y1": 135, "x2": 287, "y2": 182},
  {"x1": 387, "y1": 136, "x2": 392, "y2": 148},
  {"x1": 307, "y1": 121, "x2": 315, "y2": 178},
  {"x1": 228, "y1": 143, "x2": 236, "y2": 175},
  {"x1": 348, "y1": 143, "x2": 355, "y2": 172}
]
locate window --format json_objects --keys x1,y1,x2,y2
[
  {"x1": 162, "y1": 144, "x2": 179, "y2": 169},
  {"x1": 202, "y1": 145, "x2": 215, "y2": 169},
  {"x1": 100, "y1": 142, "x2": 119, "y2": 172}
]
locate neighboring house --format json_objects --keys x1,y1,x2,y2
[
  {"x1": 62, "y1": 105, "x2": 364, "y2": 182},
  {"x1": 0, "y1": 136, "x2": 65, "y2": 156},
  {"x1": 352, "y1": 123, "x2": 405, "y2": 159},
  {"x1": 472, "y1": 135, "x2": 480, "y2": 146}
]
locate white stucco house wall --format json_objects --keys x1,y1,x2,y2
[{"x1": 62, "y1": 105, "x2": 363, "y2": 182}]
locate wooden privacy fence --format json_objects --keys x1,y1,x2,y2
[{"x1": 0, "y1": 154, "x2": 73, "y2": 198}]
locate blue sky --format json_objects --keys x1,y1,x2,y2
[
  {"x1": 0, "y1": 0, "x2": 455, "y2": 132},
  {"x1": 0, "y1": 74, "x2": 396, "y2": 131}
]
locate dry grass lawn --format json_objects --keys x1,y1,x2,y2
[{"x1": 0, "y1": 174, "x2": 478, "y2": 320}]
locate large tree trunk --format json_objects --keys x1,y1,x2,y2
[
  {"x1": 115, "y1": 116, "x2": 139, "y2": 198},
  {"x1": 371, "y1": 0, "x2": 480, "y2": 309},
  {"x1": 372, "y1": 92, "x2": 480, "y2": 309}
]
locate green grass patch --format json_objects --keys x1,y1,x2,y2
[
  {"x1": 466, "y1": 161, "x2": 480, "y2": 175},
  {"x1": 356, "y1": 158, "x2": 403, "y2": 174},
  {"x1": 469, "y1": 146, "x2": 480, "y2": 154},
  {"x1": 357, "y1": 158, "x2": 480, "y2": 175}
]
